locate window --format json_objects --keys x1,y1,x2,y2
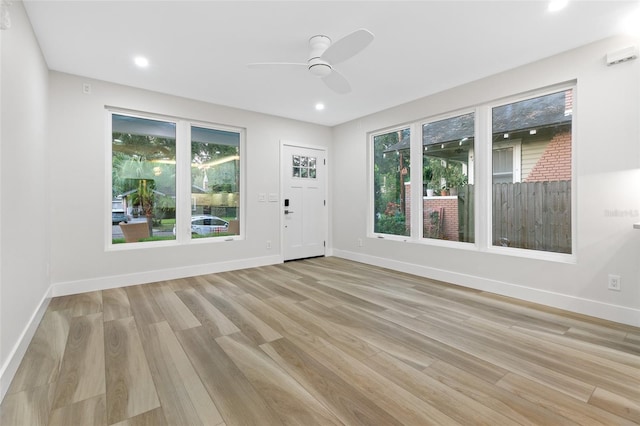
[
  {"x1": 368, "y1": 85, "x2": 574, "y2": 259},
  {"x1": 372, "y1": 127, "x2": 410, "y2": 236},
  {"x1": 111, "y1": 114, "x2": 176, "y2": 243},
  {"x1": 292, "y1": 155, "x2": 317, "y2": 179},
  {"x1": 191, "y1": 125, "x2": 240, "y2": 239},
  {"x1": 110, "y1": 111, "x2": 243, "y2": 245},
  {"x1": 422, "y1": 112, "x2": 474, "y2": 242},
  {"x1": 491, "y1": 141, "x2": 522, "y2": 184},
  {"x1": 492, "y1": 89, "x2": 573, "y2": 254}
]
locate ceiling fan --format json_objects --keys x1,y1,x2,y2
[{"x1": 248, "y1": 28, "x2": 375, "y2": 94}]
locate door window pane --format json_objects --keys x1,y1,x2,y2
[
  {"x1": 292, "y1": 155, "x2": 316, "y2": 179},
  {"x1": 372, "y1": 128, "x2": 410, "y2": 236},
  {"x1": 112, "y1": 114, "x2": 176, "y2": 243},
  {"x1": 422, "y1": 112, "x2": 474, "y2": 242},
  {"x1": 190, "y1": 126, "x2": 240, "y2": 238},
  {"x1": 492, "y1": 90, "x2": 572, "y2": 253}
]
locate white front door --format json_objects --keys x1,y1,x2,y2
[{"x1": 281, "y1": 144, "x2": 327, "y2": 261}]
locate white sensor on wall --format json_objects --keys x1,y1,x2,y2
[{"x1": 606, "y1": 46, "x2": 638, "y2": 65}]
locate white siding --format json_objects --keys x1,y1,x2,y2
[{"x1": 521, "y1": 139, "x2": 549, "y2": 181}]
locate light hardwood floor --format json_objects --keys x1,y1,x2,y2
[{"x1": 2, "y1": 257, "x2": 639, "y2": 425}]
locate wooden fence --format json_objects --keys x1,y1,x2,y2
[
  {"x1": 492, "y1": 181, "x2": 571, "y2": 253},
  {"x1": 455, "y1": 182, "x2": 571, "y2": 252}
]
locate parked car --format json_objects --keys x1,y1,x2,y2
[
  {"x1": 112, "y1": 198, "x2": 128, "y2": 224},
  {"x1": 173, "y1": 215, "x2": 229, "y2": 235},
  {"x1": 112, "y1": 210, "x2": 128, "y2": 225}
]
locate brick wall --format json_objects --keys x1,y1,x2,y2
[
  {"x1": 565, "y1": 89, "x2": 573, "y2": 113},
  {"x1": 405, "y1": 183, "x2": 459, "y2": 240},
  {"x1": 424, "y1": 198, "x2": 459, "y2": 241},
  {"x1": 525, "y1": 130, "x2": 571, "y2": 182}
]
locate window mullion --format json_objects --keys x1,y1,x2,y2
[
  {"x1": 176, "y1": 121, "x2": 191, "y2": 242},
  {"x1": 476, "y1": 106, "x2": 492, "y2": 251},
  {"x1": 409, "y1": 122, "x2": 422, "y2": 240}
]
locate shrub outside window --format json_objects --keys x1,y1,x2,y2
[{"x1": 372, "y1": 127, "x2": 411, "y2": 237}]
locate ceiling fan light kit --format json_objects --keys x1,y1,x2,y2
[
  {"x1": 308, "y1": 58, "x2": 332, "y2": 78},
  {"x1": 248, "y1": 28, "x2": 374, "y2": 94}
]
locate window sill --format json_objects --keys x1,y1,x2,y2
[{"x1": 423, "y1": 195, "x2": 458, "y2": 200}]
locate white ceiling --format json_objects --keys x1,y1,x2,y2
[{"x1": 23, "y1": 1, "x2": 640, "y2": 126}]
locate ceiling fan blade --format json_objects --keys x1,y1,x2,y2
[
  {"x1": 322, "y1": 69, "x2": 351, "y2": 94},
  {"x1": 321, "y1": 28, "x2": 374, "y2": 65},
  {"x1": 247, "y1": 62, "x2": 307, "y2": 70}
]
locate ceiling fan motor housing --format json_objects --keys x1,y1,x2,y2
[{"x1": 308, "y1": 35, "x2": 332, "y2": 77}]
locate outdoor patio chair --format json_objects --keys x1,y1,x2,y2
[{"x1": 119, "y1": 221, "x2": 150, "y2": 243}]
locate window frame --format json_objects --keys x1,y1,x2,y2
[
  {"x1": 106, "y1": 108, "x2": 245, "y2": 250},
  {"x1": 367, "y1": 82, "x2": 576, "y2": 262},
  {"x1": 418, "y1": 109, "x2": 478, "y2": 246},
  {"x1": 368, "y1": 124, "x2": 413, "y2": 242},
  {"x1": 485, "y1": 85, "x2": 576, "y2": 262}
]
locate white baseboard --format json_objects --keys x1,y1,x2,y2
[
  {"x1": 51, "y1": 255, "x2": 283, "y2": 297},
  {"x1": 0, "y1": 287, "x2": 52, "y2": 403},
  {"x1": 333, "y1": 249, "x2": 640, "y2": 327}
]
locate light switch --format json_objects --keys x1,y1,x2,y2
[{"x1": 268, "y1": 193, "x2": 278, "y2": 202}]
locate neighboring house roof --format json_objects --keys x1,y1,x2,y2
[
  {"x1": 384, "y1": 136, "x2": 410, "y2": 153},
  {"x1": 492, "y1": 91, "x2": 571, "y2": 135},
  {"x1": 423, "y1": 112, "x2": 475, "y2": 147},
  {"x1": 385, "y1": 92, "x2": 571, "y2": 153}
]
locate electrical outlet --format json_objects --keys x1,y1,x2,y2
[
  {"x1": 82, "y1": 83, "x2": 92, "y2": 94},
  {"x1": 357, "y1": 238, "x2": 363, "y2": 247},
  {"x1": 608, "y1": 274, "x2": 621, "y2": 291},
  {"x1": 266, "y1": 240, "x2": 271, "y2": 250}
]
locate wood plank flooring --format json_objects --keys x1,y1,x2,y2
[{"x1": 2, "y1": 257, "x2": 640, "y2": 425}]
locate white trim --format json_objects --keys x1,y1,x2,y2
[
  {"x1": 50, "y1": 255, "x2": 282, "y2": 297},
  {"x1": 332, "y1": 250, "x2": 640, "y2": 327},
  {"x1": 0, "y1": 286, "x2": 52, "y2": 402}
]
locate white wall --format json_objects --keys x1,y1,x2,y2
[
  {"x1": 0, "y1": 1, "x2": 50, "y2": 398},
  {"x1": 48, "y1": 72, "x2": 332, "y2": 294},
  {"x1": 332, "y1": 35, "x2": 640, "y2": 327}
]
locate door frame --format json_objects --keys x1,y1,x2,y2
[{"x1": 279, "y1": 140, "x2": 329, "y2": 261}]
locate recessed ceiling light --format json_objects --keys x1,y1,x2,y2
[
  {"x1": 548, "y1": 0, "x2": 568, "y2": 12},
  {"x1": 134, "y1": 56, "x2": 149, "y2": 68},
  {"x1": 315, "y1": 103, "x2": 325, "y2": 111}
]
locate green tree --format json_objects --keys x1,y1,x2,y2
[{"x1": 373, "y1": 129, "x2": 410, "y2": 235}]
